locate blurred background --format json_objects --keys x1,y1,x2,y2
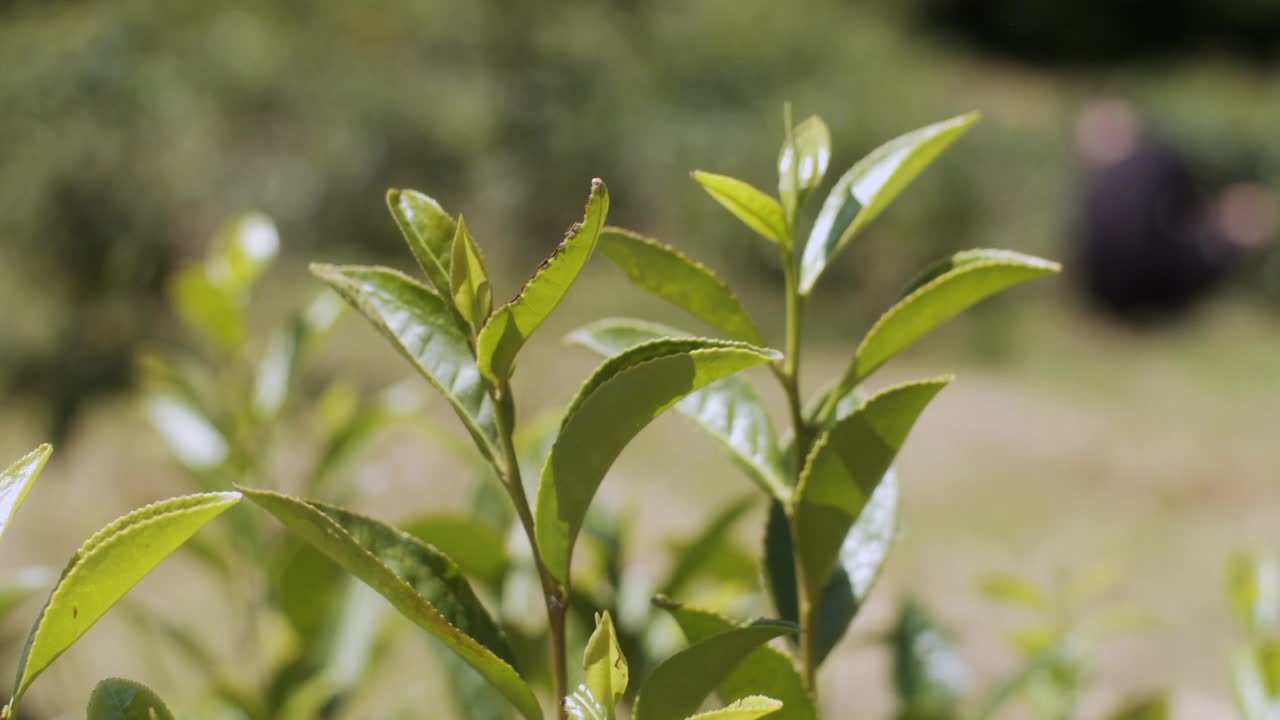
[{"x1": 4, "y1": 0, "x2": 1280, "y2": 717}]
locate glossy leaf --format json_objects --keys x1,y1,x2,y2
[
  {"x1": 206, "y1": 212, "x2": 279, "y2": 295},
  {"x1": 14, "y1": 492, "x2": 241, "y2": 703},
  {"x1": 778, "y1": 113, "x2": 831, "y2": 219},
  {"x1": 0, "y1": 444, "x2": 51, "y2": 546},
  {"x1": 565, "y1": 612, "x2": 627, "y2": 720},
  {"x1": 87, "y1": 677, "x2": 176, "y2": 720},
  {"x1": 598, "y1": 228, "x2": 764, "y2": 345},
  {"x1": 388, "y1": 188, "x2": 457, "y2": 294},
  {"x1": 794, "y1": 379, "x2": 948, "y2": 601},
  {"x1": 838, "y1": 249, "x2": 1060, "y2": 387},
  {"x1": 239, "y1": 488, "x2": 541, "y2": 720},
  {"x1": 478, "y1": 179, "x2": 609, "y2": 382},
  {"x1": 567, "y1": 318, "x2": 787, "y2": 498},
  {"x1": 656, "y1": 600, "x2": 815, "y2": 720},
  {"x1": 311, "y1": 264, "x2": 501, "y2": 460},
  {"x1": 762, "y1": 473, "x2": 900, "y2": 664},
  {"x1": 451, "y1": 216, "x2": 494, "y2": 332},
  {"x1": 402, "y1": 514, "x2": 510, "y2": 591},
  {"x1": 800, "y1": 113, "x2": 980, "y2": 295},
  {"x1": 633, "y1": 621, "x2": 796, "y2": 720},
  {"x1": 535, "y1": 337, "x2": 780, "y2": 583},
  {"x1": 692, "y1": 171, "x2": 789, "y2": 248},
  {"x1": 686, "y1": 697, "x2": 784, "y2": 720},
  {"x1": 143, "y1": 392, "x2": 229, "y2": 472}
]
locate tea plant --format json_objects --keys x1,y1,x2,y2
[
  {"x1": 226, "y1": 106, "x2": 1059, "y2": 719},
  {"x1": 1227, "y1": 551, "x2": 1280, "y2": 720},
  {"x1": 139, "y1": 214, "x2": 435, "y2": 718},
  {"x1": 0, "y1": 444, "x2": 239, "y2": 719}
]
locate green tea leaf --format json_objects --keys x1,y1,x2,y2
[
  {"x1": 567, "y1": 318, "x2": 787, "y2": 499},
  {"x1": 778, "y1": 114, "x2": 831, "y2": 219},
  {"x1": 838, "y1": 250, "x2": 1059, "y2": 386},
  {"x1": 451, "y1": 216, "x2": 494, "y2": 333},
  {"x1": 692, "y1": 172, "x2": 789, "y2": 248},
  {"x1": 633, "y1": 621, "x2": 796, "y2": 720},
  {"x1": 1233, "y1": 647, "x2": 1273, "y2": 720},
  {"x1": 143, "y1": 392, "x2": 229, "y2": 472},
  {"x1": 388, "y1": 188, "x2": 457, "y2": 294},
  {"x1": 891, "y1": 600, "x2": 970, "y2": 719},
  {"x1": 402, "y1": 514, "x2": 510, "y2": 591},
  {"x1": 1104, "y1": 694, "x2": 1170, "y2": 720},
  {"x1": 14, "y1": 492, "x2": 241, "y2": 703},
  {"x1": 535, "y1": 337, "x2": 780, "y2": 584},
  {"x1": 87, "y1": 677, "x2": 176, "y2": 720},
  {"x1": 656, "y1": 600, "x2": 815, "y2": 720},
  {"x1": 762, "y1": 473, "x2": 899, "y2": 664},
  {"x1": 171, "y1": 267, "x2": 246, "y2": 352},
  {"x1": 980, "y1": 573, "x2": 1048, "y2": 612},
  {"x1": 311, "y1": 264, "x2": 501, "y2": 461},
  {"x1": 685, "y1": 696, "x2": 784, "y2": 720},
  {"x1": 206, "y1": 212, "x2": 279, "y2": 295},
  {"x1": 0, "y1": 444, "x2": 51, "y2": 546},
  {"x1": 659, "y1": 496, "x2": 757, "y2": 601},
  {"x1": 566, "y1": 611, "x2": 627, "y2": 719},
  {"x1": 478, "y1": 179, "x2": 609, "y2": 382},
  {"x1": 239, "y1": 488, "x2": 540, "y2": 720},
  {"x1": 1229, "y1": 552, "x2": 1280, "y2": 639},
  {"x1": 598, "y1": 228, "x2": 764, "y2": 345},
  {"x1": 794, "y1": 379, "x2": 948, "y2": 601},
  {"x1": 800, "y1": 113, "x2": 980, "y2": 295}
]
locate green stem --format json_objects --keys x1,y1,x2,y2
[
  {"x1": 779, "y1": 239, "x2": 819, "y2": 696},
  {"x1": 491, "y1": 380, "x2": 570, "y2": 719}
]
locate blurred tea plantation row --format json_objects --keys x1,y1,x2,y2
[{"x1": 5, "y1": 1, "x2": 1280, "y2": 718}]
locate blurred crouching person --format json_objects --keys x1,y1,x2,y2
[{"x1": 1073, "y1": 99, "x2": 1276, "y2": 320}]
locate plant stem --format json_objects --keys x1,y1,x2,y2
[
  {"x1": 491, "y1": 380, "x2": 570, "y2": 719},
  {"x1": 779, "y1": 241, "x2": 820, "y2": 696}
]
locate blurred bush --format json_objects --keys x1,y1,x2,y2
[{"x1": 3, "y1": 0, "x2": 1280, "y2": 438}]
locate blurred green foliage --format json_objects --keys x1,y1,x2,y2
[{"x1": 4, "y1": 0, "x2": 1280, "y2": 439}]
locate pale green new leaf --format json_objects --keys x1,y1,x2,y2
[
  {"x1": 656, "y1": 600, "x2": 815, "y2": 720},
  {"x1": 535, "y1": 337, "x2": 780, "y2": 583},
  {"x1": 567, "y1": 318, "x2": 787, "y2": 499},
  {"x1": 388, "y1": 188, "x2": 457, "y2": 294},
  {"x1": 794, "y1": 379, "x2": 948, "y2": 600},
  {"x1": 685, "y1": 697, "x2": 784, "y2": 720},
  {"x1": 800, "y1": 113, "x2": 980, "y2": 294},
  {"x1": 171, "y1": 267, "x2": 246, "y2": 352},
  {"x1": 478, "y1": 179, "x2": 609, "y2": 382},
  {"x1": 0, "y1": 444, "x2": 51, "y2": 546},
  {"x1": 980, "y1": 573, "x2": 1048, "y2": 612},
  {"x1": 311, "y1": 264, "x2": 501, "y2": 461},
  {"x1": 598, "y1": 228, "x2": 764, "y2": 345},
  {"x1": 633, "y1": 621, "x2": 795, "y2": 720},
  {"x1": 14, "y1": 492, "x2": 241, "y2": 703},
  {"x1": 451, "y1": 216, "x2": 494, "y2": 333},
  {"x1": 240, "y1": 488, "x2": 541, "y2": 720},
  {"x1": 87, "y1": 677, "x2": 176, "y2": 720},
  {"x1": 779, "y1": 114, "x2": 831, "y2": 219},
  {"x1": 838, "y1": 250, "x2": 1060, "y2": 387},
  {"x1": 206, "y1": 212, "x2": 279, "y2": 295},
  {"x1": 565, "y1": 612, "x2": 627, "y2": 719},
  {"x1": 692, "y1": 172, "x2": 789, "y2": 248},
  {"x1": 1229, "y1": 552, "x2": 1280, "y2": 639}
]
